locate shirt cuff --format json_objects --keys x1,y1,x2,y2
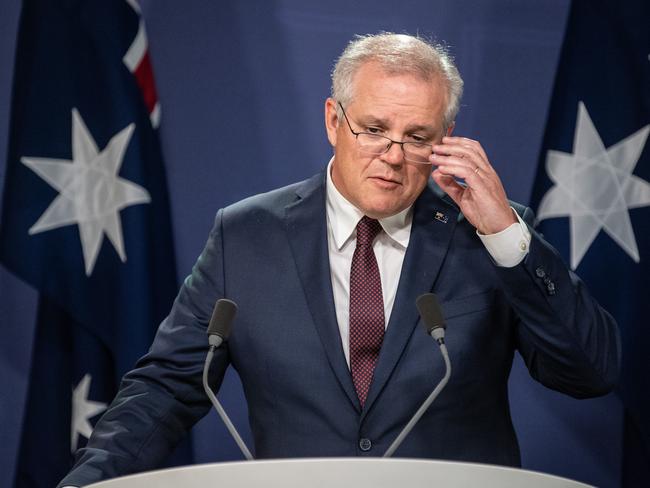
[{"x1": 477, "y1": 208, "x2": 531, "y2": 267}]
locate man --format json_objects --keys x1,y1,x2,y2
[{"x1": 59, "y1": 33, "x2": 619, "y2": 486}]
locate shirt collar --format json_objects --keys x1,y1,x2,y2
[{"x1": 326, "y1": 159, "x2": 413, "y2": 251}]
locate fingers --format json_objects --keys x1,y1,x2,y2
[
  {"x1": 436, "y1": 136, "x2": 491, "y2": 167},
  {"x1": 431, "y1": 170, "x2": 465, "y2": 203},
  {"x1": 430, "y1": 136, "x2": 493, "y2": 175},
  {"x1": 429, "y1": 136, "x2": 496, "y2": 186},
  {"x1": 429, "y1": 136, "x2": 516, "y2": 234},
  {"x1": 432, "y1": 171, "x2": 461, "y2": 191}
]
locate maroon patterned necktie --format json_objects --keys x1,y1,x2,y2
[{"x1": 349, "y1": 216, "x2": 385, "y2": 408}]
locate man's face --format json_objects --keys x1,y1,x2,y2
[{"x1": 326, "y1": 62, "x2": 450, "y2": 219}]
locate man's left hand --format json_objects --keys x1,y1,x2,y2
[{"x1": 429, "y1": 136, "x2": 516, "y2": 235}]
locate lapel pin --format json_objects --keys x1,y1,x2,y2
[{"x1": 434, "y1": 211, "x2": 448, "y2": 224}]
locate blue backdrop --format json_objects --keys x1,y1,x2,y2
[{"x1": 0, "y1": 1, "x2": 623, "y2": 487}]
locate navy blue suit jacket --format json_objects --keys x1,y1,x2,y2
[{"x1": 60, "y1": 171, "x2": 620, "y2": 486}]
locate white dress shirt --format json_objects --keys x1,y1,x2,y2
[{"x1": 325, "y1": 160, "x2": 531, "y2": 365}]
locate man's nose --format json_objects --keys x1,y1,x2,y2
[{"x1": 381, "y1": 141, "x2": 405, "y2": 166}]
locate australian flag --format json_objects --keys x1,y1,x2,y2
[
  {"x1": 0, "y1": 1, "x2": 190, "y2": 486},
  {"x1": 530, "y1": 0, "x2": 650, "y2": 486}
]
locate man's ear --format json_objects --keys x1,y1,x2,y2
[{"x1": 324, "y1": 98, "x2": 339, "y2": 147}]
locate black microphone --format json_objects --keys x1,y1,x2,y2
[
  {"x1": 416, "y1": 293, "x2": 447, "y2": 344},
  {"x1": 202, "y1": 299, "x2": 254, "y2": 460},
  {"x1": 384, "y1": 293, "x2": 452, "y2": 457},
  {"x1": 207, "y1": 297, "x2": 237, "y2": 347}
]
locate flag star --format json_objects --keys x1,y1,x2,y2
[
  {"x1": 538, "y1": 102, "x2": 650, "y2": 269},
  {"x1": 21, "y1": 109, "x2": 151, "y2": 276},
  {"x1": 71, "y1": 373, "x2": 108, "y2": 453}
]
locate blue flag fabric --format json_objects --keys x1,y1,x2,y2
[
  {"x1": 530, "y1": 0, "x2": 650, "y2": 485},
  {"x1": 0, "y1": 1, "x2": 190, "y2": 486}
]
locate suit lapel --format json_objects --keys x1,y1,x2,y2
[
  {"x1": 362, "y1": 183, "x2": 459, "y2": 417},
  {"x1": 284, "y1": 172, "x2": 361, "y2": 411}
]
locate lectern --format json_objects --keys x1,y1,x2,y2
[{"x1": 86, "y1": 458, "x2": 594, "y2": 488}]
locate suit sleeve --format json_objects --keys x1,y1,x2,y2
[
  {"x1": 495, "y1": 206, "x2": 621, "y2": 398},
  {"x1": 58, "y1": 210, "x2": 231, "y2": 487}
]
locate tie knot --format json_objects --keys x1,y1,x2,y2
[{"x1": 356, "y1": 216, "x2": 382, "y2": 247}]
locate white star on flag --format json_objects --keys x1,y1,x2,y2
[
  {"x1": 537, "y1": 102, "x2": 650, "y2": 270},
  {"x1": 71, "y1": 374, "x2": 108, "y2": 453},
  {"x1": 21, "y1": 109, "x2": 151, "y2": 276}
]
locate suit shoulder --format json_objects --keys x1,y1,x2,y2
[{"x1": 220, "y1": 172, "x2": 323, "y2": 224}]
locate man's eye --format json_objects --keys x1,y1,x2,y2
[
  {"x1": 409, "y1": 135, "x2": 427, "y2": 143},
  {"x1": 366, "y1": 127, "x2": 382, "y2": 134}
]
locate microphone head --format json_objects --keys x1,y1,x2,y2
[
  {"x1": 207, "y1": 298, "x2": 238, "y2": 339},
  {"x1": 416, "y1": 293, "x2": 446, "y2": 334}
]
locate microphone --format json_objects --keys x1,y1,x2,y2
[
  {"x1": 202, "y1": 299, "x2": 254, "y2": 460},
  {"x1": 383, "y1": 293, "x2": 452, "y2": 457},
  {"x1": 207, "y1": 297, "x2": 237, "y2": 347},
  {"x1": 416, "y1": 293, "x2": 447, "y2": 344}
]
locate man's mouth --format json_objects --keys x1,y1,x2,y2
[{"x1": 369, "y1": 175, "x2": 402, "y2": 187}]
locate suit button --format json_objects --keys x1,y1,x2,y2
[
  {"x1": 359, "y1": 438, "x2": 372, "y2": 451},
  {"x1": 535, "y1": 267, "x2": 545, "y2": 278}
]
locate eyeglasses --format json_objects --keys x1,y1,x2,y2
[{"x1": 338, "y1": 102, "x2": 434, "y2": 164}]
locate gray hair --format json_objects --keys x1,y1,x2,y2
[{"x1": 331, "y1": 33, "x2": 464, "y2": 131}]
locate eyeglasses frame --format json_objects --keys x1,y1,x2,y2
[{"x1": 337, "y1": 102, "x2": 434, "y2": 164}]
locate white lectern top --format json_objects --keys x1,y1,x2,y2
[{"x1": 85, "y1": 458, "x2": 594, "y2": 488}]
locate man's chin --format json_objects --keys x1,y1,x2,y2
[{"x1": 359, "y1": 200, "x2": 408, "y2": 219}]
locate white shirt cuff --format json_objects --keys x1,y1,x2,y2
[{"x1": 477, "y1": 209, "x2": 531, "y2": 267}]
